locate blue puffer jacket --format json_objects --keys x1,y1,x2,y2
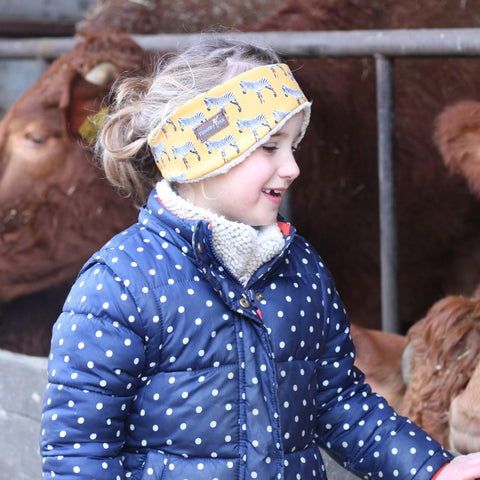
[{"x1": 40, "y1": 188, "x2": 453, "y2": 480}]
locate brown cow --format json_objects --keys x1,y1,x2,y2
[
  {"x1": 350, "y1": 296, "x2": 480, "y2": 454},
  {"x1": 405, "y1": 99, "x2": 480, "y2": 453},
  {"x1": 0, "y1": 32, "x2": 148, "y2": 353},
  {"x1": 399, "y1": 293, "x2": 480, "y2": 453},
  {"x1": 354, "y1": 100, "x2": 480, "y2": 453}
]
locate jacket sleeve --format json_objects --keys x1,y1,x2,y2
[
  {"x1": 313, "y1": 265, "x2": 454, "y2": 480},
  {"x1": 40, "y1": 260, "x2": 146, "y2": 479}
]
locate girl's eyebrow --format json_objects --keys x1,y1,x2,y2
[{"x1": 270, "y1": 129, "x2": 302, "y2": 142}]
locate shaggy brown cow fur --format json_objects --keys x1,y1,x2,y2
[
  {"x1": 0, "y1": 32, "x2": 148, "y2": 302},
  {"x1": 435, "y1": 100, "x2": 480, "y2": 198},
  {"x1": 76, "y1": 0, "x2": 279, "y2": 35},
  {"x1": 400, "y1": 99, "x2": 480, "y2": 453},
  {"x1": 399, "y1": 294, "x2": 480, "y2": 452},
  {"x1": 365, "y1": 103, "x2": 480, "y2": 452},
  {"x1": 350, "y1": 291, "x2": 480, "y2": 453},
  {"x1": 448, "y1": 354, "x2": 480, "y2": 454},
  {"x1": 0, "y1": 32, "x2": 149, "y2": 353}
]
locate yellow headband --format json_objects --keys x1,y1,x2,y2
[{"x1": 147, "y1": 63, "x2": 311, "y2": 182}]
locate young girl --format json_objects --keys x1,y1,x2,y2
[{"x1": 40, "y1": 37, "x2": 480, "y2": 480}]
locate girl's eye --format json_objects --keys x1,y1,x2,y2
[{"x1": 262, "y1": 145, "x2": 278, "y2": 153}]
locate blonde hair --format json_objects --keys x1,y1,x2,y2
[{"x1": 97, "y1": 36, "x2": 280, "y2": 206}]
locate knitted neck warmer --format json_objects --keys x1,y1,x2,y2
[{"x1": 156, "y1": 180, "x2": 285, "y2": 285}]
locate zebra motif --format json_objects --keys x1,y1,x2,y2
[
  {"x1": 204, "y1": 92, "x2": 241, "y2": 118},
  {"x1": 269, "y1": 65, "x2": 280, "y2": 78},
  {"x1": 286, "y1": 69, "x2": 296, "y2": 82},
  {"x1": 270, "y1": 64, "x2": 290, "y2": 78},
  {"x1": 272, "y1": 110, "x2": 289, "y2": 124},
  {"x1": 160, "y1": 118, "x2": 177, "y2": 138},
  {"x1": 151, "y1": 141, "x2": 170, "y2": 167},
  {"x1": 172, "y1": 141, "x2": 201, "y2": 169},
  {"x1": 236, "y1": 114, "x2": 271, "y2": 141},
  {"x1": 282, "y1": 85, "x2": 305, "y2": 105},
  {"x1": 205, "y1": 135, "x2": 240, "y2": 163},
  {"x1": 177, "y1": 112, "x2": 207, "y2": 132},
  {"x1": 239, "y1": 78, "x2": 276, "y2": 104}
]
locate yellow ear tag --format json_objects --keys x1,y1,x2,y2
[{"x1": 78, "y1": 107, "x2": 108, "y2": 144}]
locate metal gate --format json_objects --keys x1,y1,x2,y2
[{"x1": 3, "y1": 28, "x2": 480, "y2": 332}]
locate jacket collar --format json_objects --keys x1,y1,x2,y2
[{"x1": 139, "y1": 186, "x2": 296, "y2": 291}]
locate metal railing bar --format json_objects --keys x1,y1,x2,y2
[
  {"x1": 375, "y1": 54, "x2": 398, "y2": 333},
  {"x1": 2, "y1": 29, "x2": 480, "y2": 59},
  {"x1": 136, "y1": 28, "x2": 480, "y2": 57}
]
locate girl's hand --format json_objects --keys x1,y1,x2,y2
[{"x1": 436, "y1": 453, "x2": 480, "y2": 480}]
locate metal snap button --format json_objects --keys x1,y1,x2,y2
[
  {"x1": 255, "y1": 292, "x2": 264, "y2": 302},
  {"x1": 239, "y1": 298, "x2": 250, "y2": 308}
]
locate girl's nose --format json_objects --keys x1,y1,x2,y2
[{"x1": 279, "y1": 151, "x2": 300, "y2": 180}]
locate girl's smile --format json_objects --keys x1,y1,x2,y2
[{"x1": 262, "y1": 188, "x2": 286, "y2": 204}]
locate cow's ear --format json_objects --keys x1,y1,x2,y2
[
  {"x1": 64, "y1": 62, "x2": 119, "y2": 145},
  {"x1": 434, "y1": 101, "x2": 480, "y2": 174}
]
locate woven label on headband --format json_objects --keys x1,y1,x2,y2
[
  {"x1": 148, "y1": 63, "x2": 310, "y2": 182},
  {"x1": 195, "y1": 111, "x2": 229, "y2": 142}
]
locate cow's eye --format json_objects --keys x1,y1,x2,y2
[{"x1": 24, "y1": 131, "x2": 47, "y2": 145}]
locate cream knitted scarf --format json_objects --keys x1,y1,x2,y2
[{"x1": 156, "y1": 180, "x2": 285, "y2": 285}]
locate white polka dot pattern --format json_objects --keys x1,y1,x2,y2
[{"x1": 39, "y1": 189, "x2": 453, "y2": 480}]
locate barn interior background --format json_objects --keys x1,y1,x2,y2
[
  {"x1": 3, "y1": 1, "x2": 480, "y2": 478},
  {"x1": 4, "y1": 0, "x2": 480, "y2": 354},
  {"x1": 0, "y1": 1, "x2": 95, "y2": 117}
]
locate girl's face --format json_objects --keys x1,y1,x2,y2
[{"x1": 186, "y1": 113, "x2": 303, "y2": 226}]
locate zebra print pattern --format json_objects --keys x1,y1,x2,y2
[
  {"x1": 177, "y1": 112, "x2": 207, "y2": 132},
  {"x1": 271, "y1": 64, "x2": 291, "y2": 79},
  {"x1": 203, "y1": 92, "x2": 241, "y2": 118},
  {"x1": 148, "y1": 63, "x2": 310, "y2": 181},
  {"x1": 151, "y1": 141, "x2": 170, "y2": 167},
  {"x1": 282, "y1": 85, "x2": 305, "y2": 105},
  {"x1": 205, "y1": 135, "x2": 240, "y2": 162},
  {"x1": 236, "y1": 114, "x2": 271, "y2": 141},
  {"x1": 160, "y1": 118, "x2": 177, "y2": 138},
  {"x1": 171, "y1": 141, "x2": 201, "y2": 169},
  {"x1": 239, "y1": 78, "x2": 276, "y2": 104}
]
